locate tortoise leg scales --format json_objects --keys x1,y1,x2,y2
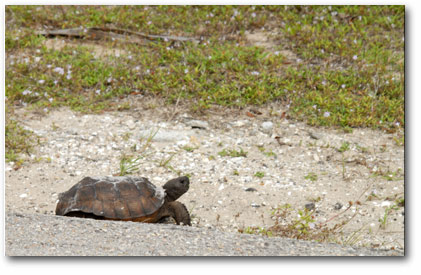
[{"x1": 159, "y1": 201, "x2": 191, "y2": 226}]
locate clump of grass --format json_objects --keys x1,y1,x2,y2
[
  {"x1": 239, "y1": 200, "x2": 361, "y2": 244},
  {"x1": 5, "y1": 115, "x2": 38, "y2": 164},
  {"x1": 254, "y1": 171, "x2": 265, "y2": 178},
  {"x1": 257, "y1": 145, "x2": 276, "y2": 157},
  {"x1": 182, "y1": 145, "x2": 197, "y2": 152},
  {"x1": 337, "y1": 141, "x2": 351, "y2": 153},
  {"x1": 218, "y1": 147, "x2": 248, "y2": 158},
  {"x1": 304, "y1": 172, "x2": 318, "y2": 182},
  {"x1": 371, "y1": 167, "x2": 403, "y2": 181},
  {"x1": 118, "y1": 154, "x2": 142, "y2": 176},
  {"x1": 379, "y1": 203, "x2": 400, "y2": 230}
]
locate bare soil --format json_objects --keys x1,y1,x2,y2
[{"x1": 6, "y1": 95, "x2": 404, "y2": 251}]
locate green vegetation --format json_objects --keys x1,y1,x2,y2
[
  {"x1": 118, "y1": 154, "x2": 142, "y2": 176},
  {"x1": 254, "y1": 171, "x2": 265, "y2": 178},
  {"x1": 337, "y1": 141, "x2": 351, "y2": 152},
  {"x1": 5, "y1": 5, "x2": 404, "y2": 162},
  {"x1": 304, "y1": 172, "x2": 318, "y2": 181},
  {"x1": 257, "y1": 145, "x2": 276, "y2": 157},
  {"x1": 218, "y1": 147, "x2": 248, "y2": 157},
  {"x1": 5, "y1": 116, "x2": 38, "y2": 164}
]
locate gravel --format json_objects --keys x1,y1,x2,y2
[
  {"x1": 6, "y1": 98, "x2": 404, "y2": 253},
  {"x1": 5, "y1": 212, "x2": 403, "y2": 256}
]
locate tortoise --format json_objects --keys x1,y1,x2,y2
[{"x1": 55, "y1": 176, "x2": 191, "y2": 225}]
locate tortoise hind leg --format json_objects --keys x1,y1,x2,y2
[{"x1": 158, "y1": 201, "x2": 191, "y2": 226}]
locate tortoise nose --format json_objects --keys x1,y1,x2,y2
[{"x1": 179, "y1": 176, "x2": 190, "y2": 186}]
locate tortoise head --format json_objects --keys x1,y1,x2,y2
[{"x1": 163, "y1": 176, "x2": 190, "y2": 202}]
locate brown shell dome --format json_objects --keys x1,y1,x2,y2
[{"x1": 55, "y1": 176, "x2": 165, "y2": 220}]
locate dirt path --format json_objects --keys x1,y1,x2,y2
[
  {"x1": 6, "y1": 96, "x2": 404, "y2": 252},
  {"x1": 5, "y1": 212, "x2": 403, "y2": 256}
]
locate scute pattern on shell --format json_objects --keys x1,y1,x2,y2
[{"x1": 56, "y1": 176, "x2": 165, "y2": 219}]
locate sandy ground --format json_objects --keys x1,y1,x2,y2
[{"x1": 6, "y1": 96, "x2": 404, "y2": 251}]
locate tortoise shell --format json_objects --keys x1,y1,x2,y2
[{"x1": 55, "y1": 176, "x2": 166, "y2": 220}]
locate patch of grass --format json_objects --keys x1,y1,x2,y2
[
  {"x1": 379, "y1": 203, "x2": 400, "y2": 230},
  {"x1": 5, "y1": 115, "x2": 38, "y2": 164},
  {"x1": 304, "y1": 172, "x2": 318, "y2": 181},
  {"x1": 218, "y1": 147, "x2": 248, "y2": 158},
  {"x1": 6, "y1": 6, "x2": 404, "y2": 131},
  {"x1": 118, "y1": 154, "x2": 142, "y2": 176},
  {"x1": 254, "y1": 171, "x2": 265, "y2": 178},
  {"x1": 337, "y1": 141, "x2": 351, "y2": 152},
  {"x1": 393, "y1": 135, "x2": 404, "y2": 146},
  {"x1": 241, "y1": 226, "x2": 273, "y2": 237},
  {"x1": 371, "y1": 167, "x2": 403, "y2": 181},
  {"x1": 121, "y1": 132, "x2": 132, "y2": 141},
  {"x1": 5, "y1": 5, "x2": 404, "y2": 166},
  {"x1": 257, "y1": 145, "x2": 276, "y2": 157},
  {"x1": 182, "y1": 145, "x2": 197, "y2": 152},
  {"x1": 158, "y1": 152, "x2": 177, "y2": 168},
  {"x1": 239, "y1": 200, "x2": 364, "y2": 245}
]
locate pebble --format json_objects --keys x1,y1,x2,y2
[
  {"x1": 125, "y1": 120, "x2": 136, "y2": 130},
  {"x1": 305, "y1": 202, "x2": 315, "y2": 211},
  {"x1": 381, "y1": 201, "x2": 392, "y2": 207},
  {"x1": 261, "y1": 121, "x2": 273, "y2": 134},
  {"x1": 245, "y1": 187, "x2": 257, "y2": 192},
  {"x1": 334, "y1": 202, "x2": 343, "y2": 210},
  {"x1": 138, "y1": 129, "x2": 192, "y2": 142},
  {"x1": 185, "y1": 119, "x2": 209, "y2": 130},
  {"x1": 231, "y1": 120, "x2": 248, "y2": 127},
  {"x1": 309, "y1": 132, "x2": 321, "y2": 140}
]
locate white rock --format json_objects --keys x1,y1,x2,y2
[
  {"x1": 138, "y1": 129, "x2": 193, "y2": 142},
  {"x1": 232, "y1": 120, "x2": 248, "y2": 127},
  {"x1": 126, "y1": 120, "x2": 136, "y2": 130},
  {"x1": 185, "y1": 119, "x2": 209, "y2": 129},
  {"x1": 381, "y1": 201, "x2": 392, "y2": 207},
  {"x1": 19, "y1": 194, "x2": 28, "y2": 198},
  {"x1": 261, "y1": 121, "x2": 273, "y2": 134}
]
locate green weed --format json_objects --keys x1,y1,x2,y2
[
  {"x1": 304, "y1": 172, "x2": 318, "y2": 182},
  {"x1": 218, "y1": 147, "x2": 248, "y2": 158}
]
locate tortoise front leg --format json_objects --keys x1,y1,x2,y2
[{"x1": 159, "y1": 201, "x2": 191, "y2": 226}]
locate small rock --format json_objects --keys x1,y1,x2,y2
[
  {"x1": 138, "y1": 129, "x2": 192, "y2": 142},
  {"x1": 125, "y1": 120, "x2": 136, "y2": 130},
  {"x1": 381, "y1": 201, "x2": 392, "y2": 207},
  {"x1": 245, "y1": 187, "x2": 257, "y2": 192},
  {"x1": 305, "y1": 202, "x2": 315, "y2": 211},
  {"x1": 185, "y1": 119, "x2": 209, "y2": 130},
  {"x1": 334, "y1": 202, "x2": 343, "y2": 210},
  {"x1": 251, "y1": 203, "x2": 260, "y2": 208},
  {"x1": 309, "y1": 131, "x2": 321, "y2": 140},
  {"x1": 231, "y1": 120, "x2": 248, "y2": 127},
  {"x1": 19, "y1": 193, "x2": 28, "y2": 198},
  {"x1": 261, "y1": 121, "x2": 273, "y2": 134}
]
